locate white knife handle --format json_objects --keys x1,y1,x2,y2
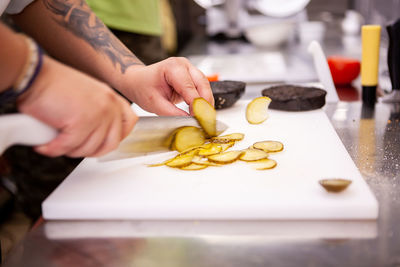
[
  {"x1": 307, "y1": 40, "x2": 339, "y2": 103},
  {"x1": 0, "y1": 114, "x2": 57, "y2": 154}
]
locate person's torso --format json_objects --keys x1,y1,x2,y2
[{"x1": 86, "y1": 0, "x2": 162, "y2": 36}]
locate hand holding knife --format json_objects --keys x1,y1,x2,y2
[{"x1": 0, "y1": 114, "x2": 228, "y2": 159}]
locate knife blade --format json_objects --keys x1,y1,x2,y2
[
  {"x1": 100, "y1": 116, "x2": 228, "y2": 161},
  {"x1": 0, "y1": 114, "x2": 228, "y2": 159}
]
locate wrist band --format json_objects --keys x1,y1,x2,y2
[{"x1": 0, "y1": 35, "x2": 43, "y2": 104}]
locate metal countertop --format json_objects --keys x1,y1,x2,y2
[{"x1": 4, "y1": 101, "x2": 400, "y2": 267}]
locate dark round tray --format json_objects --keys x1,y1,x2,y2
[
  {"x1": 262, "y1": 84, "x2": 327, "y2": 111},
  {"x1": 211, "y1": 80, "x2": 246, "y2": 109}
]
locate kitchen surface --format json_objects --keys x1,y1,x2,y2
[
  {"x1": 3, "y1": 0, "x2": 400, "y2": 266},
  {"x1": 3, "y1": 103, "x2": 400, "y2": 266}
]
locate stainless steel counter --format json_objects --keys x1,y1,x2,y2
[
  {"x1": 4, "y1": 104, "x2": 400, "y2": 267},
  {"x1": 4, "y1": 26, "x2": 400, "y2": 267}
]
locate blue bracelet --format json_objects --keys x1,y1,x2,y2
[{"x1": 0, "y1": 36, "x2": 43, "y2": 104}]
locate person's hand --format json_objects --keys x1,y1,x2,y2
[
  {"x1": 119, "y1": 57, "x2": 214, "y2": 116},
  {"x1": 17, "y1": 56, "x2": 137, "y2": 158}
]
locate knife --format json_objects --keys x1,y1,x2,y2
[
  {"x1": 307, "y1": 40, "x2": 339, "y2": 103},
  {"x1": 0, "y1": 113, "x2": 57, "y2": 155},
  {"x1": 99, "y1": 116, "x2": 228, "y2": 161},
  {"x1": 0, "y1": 114, "x2": 228, "y2": 158}
]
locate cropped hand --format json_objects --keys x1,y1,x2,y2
[
  {"x1": 119, "y1": 57, "x2": 214, "y2": 116},
  {"x1": 17, "y1": 56, "x2": 137, "y2": 158}
]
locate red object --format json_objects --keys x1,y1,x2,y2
[
  {"x1": 206, "y1": 74, "x2": 219, "y2": 82},
  {"x1": 336, "y1": 85, "x2": 360, "y2": 102},
  {"x1": 327, "y1": 56, "x2": 361, "y2": 85}
]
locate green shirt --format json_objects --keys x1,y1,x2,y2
[{"x1": 86, "y1": 0, "x2": 162, "y2": 36}]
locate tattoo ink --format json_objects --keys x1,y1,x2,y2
[{"x1": 43, "y1": 0, "x2": 142, "y2": 73}]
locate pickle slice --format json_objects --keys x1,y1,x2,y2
[
  {"x1": 239, "y1": 148, "x2": 269, "y2": 161},
  {"x1": 148, "y1": 155, "x2": 178, "y2": 167},
  {"x1": 246, "y1": 96, "x2": 271, "y2": 124},
  {"x1": 197, "y1": 143, "x2": 223, "y2": 156},
  {"x1": 163, "y1": 127, "x2": 183, "y2": 150},
  {"x1": 178, "y1": 145, "x2": 204, "y2": 156},
  {"x1": 180, "y1": 163, "x2": 208, "y2": 171},
  {"x1": 207, "y1": 151, "x2": 243, "y2": 164},
  {"x1": 249, "y1": 158, "x2": 277, "y2": 170},
  {"x1": 173, "y1": 126, "x2": 206, "y2": 152},
  {"x1": 319, "y1": 178, "x2": 352, "y2": 193},
  {"x1": 211, "y1": 133, "x2": 244, "y2": 143},
  {"x1": 179, "y1": 147, "x2": 201, "y2": 157},
  {"x1": 219, "y1": 141, "x2": 235, "y2": 152},
  {"x1": 191, "y1": 155, "x2": 222, "y2": 166},
  {"x1": 148, "y1": 162, "x2": 168, "y2": 167},
  {"x1": 193, "y1": 97, "x2": 217, "y2": 137},
  {"x1": 165, "y1": 153, "x2": 195, "y2": 168},
  {"x1": 253, "y1": 141, "x2": 284, "y2": 153}
]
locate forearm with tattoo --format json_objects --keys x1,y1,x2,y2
[{"x1": 42, "y1": 0, "x2": 143, "y2": 73}]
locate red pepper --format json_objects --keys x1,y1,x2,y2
[{"x1": 327, "y1": 56, "x2": 361, "y2": 85}]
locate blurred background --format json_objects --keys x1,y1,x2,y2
[{"x1": 171, "y1": 0, "x2": 400, "y2": 52}]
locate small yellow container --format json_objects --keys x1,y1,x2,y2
[{"x1": 361, "y1": 25, "x2": 381, "y2": 105}]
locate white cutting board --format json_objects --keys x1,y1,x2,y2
[{"x1": 42, "y1": 101, "x2": 378, "y2": 220}]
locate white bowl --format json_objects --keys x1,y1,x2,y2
[
  {"x1": 298, "y1": 21, "x2": 326, "y2": 44},
  {"x1": 244, "y1": 22, "x2": 294, "y2": 48},
  {"x1": 254, "y1": 0, "x2": 310, "y2": 18}
]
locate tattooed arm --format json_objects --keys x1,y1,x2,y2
[
  {"x1": 11, "y1": 0, "x2": 141, "y2": 90},
  {"x1": 0, "y1": 21, "x2": 137, "y2": 157},
  {"x1": 11, "y1": 0, "x2": 214, "y2": 115}
]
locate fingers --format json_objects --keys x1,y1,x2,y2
[
  {"x1": 34, "y1": 112, "x2": 114, "y2": 157},
  {"x1": 188, "y1": 65, "x2": 214, "y2": 106},
  {"x1": 86, "y1": 116, "x2": 123, "y2": 157},
  {"x1": 34, "y1": 132, "x2": 80, "y2": 157},
  {"x1": 122, "y1": 57, "x2": 214, "y2": 117},
  {"x1": 88, "y1": 101, "x2": 139, "y2": 157},
  {"x1": 163, "y1": 57, "x2": 214, "y2": 113},
  {"x1": 147, "y1": 96, "x2": 189, "y2": 116},
  {"x1": 120, "y1": 99, "x2": 138, "y2": 140},
  {"x1": 35, "y1": 96, "x2": 138, "y2": 158},
  {"x1": 67, "y1": 110, "x2": 123, "y2": 157},
  {"x1": 34, "y1": 125, "x2": 102, "y2": 157},
  {"x1": 164, "y1": 57, "x2": 200, "y2": 106}
]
